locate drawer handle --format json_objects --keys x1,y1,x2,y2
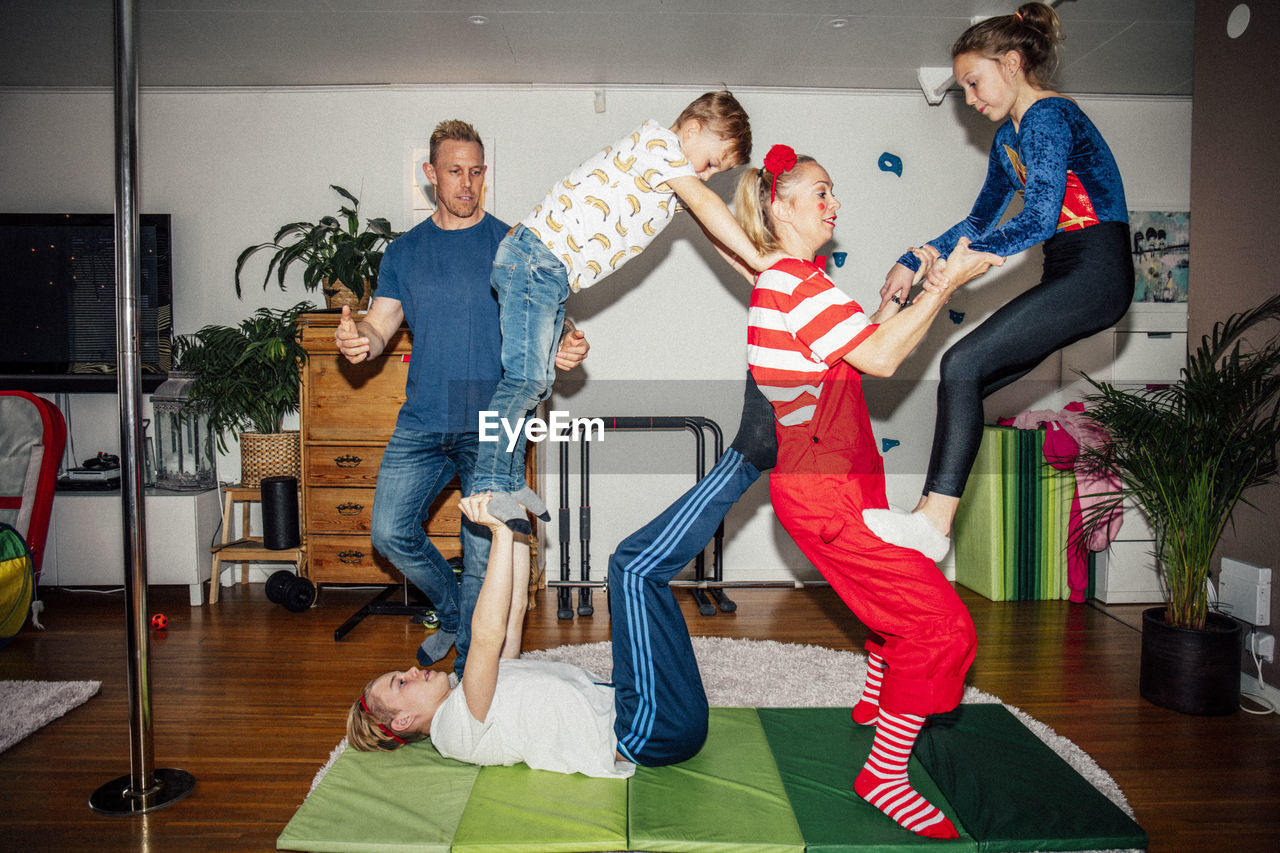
[
  {"x1": 334, "y1": 454, "x2": 363, "y2": 468},
  {"x1": 336, "y1": 502, "x2": 364, "y2": 515},
  {"x1": 337, "y1": 549, "x2": 364, "y2": 564}
]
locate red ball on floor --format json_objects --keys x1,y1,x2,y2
[{"x1": 151, "y1": 613, "x2": 168, "y2": 631}]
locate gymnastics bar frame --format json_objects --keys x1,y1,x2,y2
[{"x1": 552, "y1": 415, "x2": 735, "y2": 620}]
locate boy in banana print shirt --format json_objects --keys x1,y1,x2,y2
[{"x1": 472, "y1": 90, "x2": 778, "y2": 529}]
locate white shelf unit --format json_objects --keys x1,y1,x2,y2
[
  {"x1": 41, "y1": 486, "x2": 221, "y2": 605},
  {"x1": 1061, "y1": 303, "x2": 1187, "y2": 604}
]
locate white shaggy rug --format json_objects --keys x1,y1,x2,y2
[
  {"x1": 0, "y1": 679, "x2": 101, "y2": 753},
  {"x1": 318, "y1": 638, "x2": 1134, "y2": 824}
]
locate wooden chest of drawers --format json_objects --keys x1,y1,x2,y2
[{"x1": 296, "y1": 312, "x2": 534, "y2": 587}]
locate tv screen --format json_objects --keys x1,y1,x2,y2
[{"x1": 0, "y1": 213, "x2": 172, "y2": 392}]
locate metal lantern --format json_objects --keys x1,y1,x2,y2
[{"x1": 149, "y1": 371, "x2": 217, "y2": 491}]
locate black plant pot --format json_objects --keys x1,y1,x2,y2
[{"x1": 1139, "y1": 607, "x2": 1242, "y2": 715}]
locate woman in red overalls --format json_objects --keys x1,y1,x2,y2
[{"x1": 729, "y1": 146, "x2": 1002, "y2": 839}]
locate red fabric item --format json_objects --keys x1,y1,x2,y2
[
  {"x1": 763, "y1": 144, "x2": 798, "y2": 202},
  {"x1": 0, "y1": 391, "x2": 65, "y2": 580},
  {"x1": 768, "y1": 363, "x2": 976, "y2": 715}
]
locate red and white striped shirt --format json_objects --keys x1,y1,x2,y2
[{"x1": 747, "y1": 258, "x2": 878, "y2": 426}]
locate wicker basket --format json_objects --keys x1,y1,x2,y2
[
  {"x1": 239, "y1": 430, "x2": 301, "y2": 487},
  {"x1": 322, "y1": 278, "x2": 372, "y2": 312}
]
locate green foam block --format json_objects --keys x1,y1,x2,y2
[
  {"x1": 277, "y1": 740, "x2": 479, "y2": 853},
  {"x1": 913, "y1": 704, "x2": 1148, "y2": 852},
  {"x1": 451, "y1": 762, "x2": 628, "y2": 852},
  {"x1": 628, "y1": 707, "x2": 806, "y2": 853},
  {"x1": 756, "y1": 707, "x2": 975, "y2": 853},
  {"x1": 953, "y1": 426, "x2": 1008, "y2": 601}
]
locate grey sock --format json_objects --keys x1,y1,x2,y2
[
  {"x1": 416, "y1": 628, "x2": 457, "y2": 667},
  {"x1": 483, "y1": 491, "x2": 533, "y2": 534},
  {"x1": 512, "y1": 485, "x2": 550, "y2": 521}
]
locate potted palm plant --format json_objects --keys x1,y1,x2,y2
[
  {"x1": 173, "y1": 301, "x2": 314, "y2": 486},
  {"x1": 1078, "y1": 293, "x2": 1280, "y2": 714},
  {"x1": 234, "y1": 185, "x2": 399, "y2": 311}
]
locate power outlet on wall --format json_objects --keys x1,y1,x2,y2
[{"x1": 1251, "y1": 630, "x2": 1275, "y2": 664}]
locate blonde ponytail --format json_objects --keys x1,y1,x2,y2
[{"x1": 732, "y1": 155, "x2": 817, "y2": 256}]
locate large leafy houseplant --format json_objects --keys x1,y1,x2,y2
[
  {"x1": 1078, "y1": 293, "x2": 1280, "y2": 630},
  {"x1": 173, "y1": 302, "x2": 314, "y2": 453},
  {"x1": 234, "y1": 185, "x2": 398, "y2": 305}
]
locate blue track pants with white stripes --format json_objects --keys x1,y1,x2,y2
[{"x1": 609, "y1": 448, "x2": 761, "y2": 766}]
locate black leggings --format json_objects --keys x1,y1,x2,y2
[{"x1": 924, "y1": 221, "x2": 1134, "y2": 498}]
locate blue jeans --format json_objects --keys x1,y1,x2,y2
[
  {"x1": 371, "y1": 428, "x2": 491, "y2": 676},
  {"x1": 471, "y1": 224, "x2": 569, "y2": 494},
  {"x1": 610, "y1": 448, "x2": 761, "y2": 766}
]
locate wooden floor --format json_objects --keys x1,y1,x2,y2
[{"x1": 2, "y1": 580, "x2": 1278, "y2": 852}]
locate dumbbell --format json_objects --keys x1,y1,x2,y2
[{"x1": 265, "y1": 569, "x2": 317, "y2": 612}]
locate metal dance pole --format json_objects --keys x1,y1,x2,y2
[{"x1": 90, "y1": 0, "x2": 195, "y2": 815}]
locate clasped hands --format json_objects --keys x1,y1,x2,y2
[{"x1": 877, "y1": 237, "x2": 1004, "y2": 314}]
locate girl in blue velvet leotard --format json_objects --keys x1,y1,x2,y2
[{"x1": 864, "y1": 2, "x2": 1135, "y2": 561}]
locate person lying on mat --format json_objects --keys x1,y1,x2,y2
[{"x1": 347, "y1": 491, "x2": 709, "y2": 778}]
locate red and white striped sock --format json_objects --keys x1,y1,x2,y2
[
  {"x1": 854, "y1": 709, "x2": 959, "y2": 839},
  {"x1": 851, "y1": 651, "x2": 884, "y2": 725}
]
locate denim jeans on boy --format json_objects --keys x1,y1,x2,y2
[
  {"x1": 371, "y1": 427, "x2": 491, "y2": 676},
  {"x1": 471, "y1": 224, "x2": 569, "y2": 494}
]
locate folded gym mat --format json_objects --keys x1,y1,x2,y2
[
  {"x1": 952, "y1": 427, "x2": 1006, "y2": 602},
  {"x1": 955, "y1": 426, "x2": 1080, "y2": 603},
  {"x1": 277, "y1": 739, "x2": 478, "y2": 853},
  {"x1": 914, "y1": 704, "x2": 1147, "y2": 852},
  {"x1": 278, "y1": 705, "x2": 1145, "y2": 852},
  {"x1": 628, "y1": 706, "x2": 804, "y2": 852},
  {"x1": 452, "y1": 762, "x2": 628, "y2": 852},
  {"x1": 756, "y1": 707, "x2": 973, "y2": 852}
]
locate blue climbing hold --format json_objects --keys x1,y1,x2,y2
[
  {"x1": 881, "y1": 438, "x2": 901, "y2": 453},
  {"x1": 833, "y1": 252, "x2": 848, "y2": 267},
  {"x1": 949, "y1": 309, "x2": 965, "y2": 324},
  {"x1": 878, "y1": 152, "x2": 903, "y2": 177}
]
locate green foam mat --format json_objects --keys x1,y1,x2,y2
[
  {"x1": 913, "y1": 704, "x2": 1147, "y2": 852},
  {"x1": 756, "y1": 707, "x2": 974, "y2": 852},
  {"x1": 277, "y1": 740, "x2": 479, "y2": 853},
  {"x1": 451, "y1": 762, "x2": 627, "y2": 852},
  {"x1": 280, "y1": 706, "x2": 1145, "y2": 852},
  {"x1": 953, "y1": 426, "x2": 1007, "y2": 602},
  {"x1": 628, "y1": 707, "x2": 805, "y2": 853}
]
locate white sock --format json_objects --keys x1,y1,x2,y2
[{"x1": 861, "y1": 507, "x2": 950, "y2": 562}]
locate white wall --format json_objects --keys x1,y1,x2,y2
[{"x1": 0, "y1": 84, "x2": 1190, "y2": 582}]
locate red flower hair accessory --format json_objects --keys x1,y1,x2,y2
[{"x1": 763, "y1": 144, "x2": 798, "y2": 203}]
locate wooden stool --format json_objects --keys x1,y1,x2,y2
[{"x1": 210, "y1": 484, "x2": 306, "y2": 604}]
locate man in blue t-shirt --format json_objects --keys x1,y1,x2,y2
[{"x1": 335, "y1": 120, "x2": 588, "y2": 675}]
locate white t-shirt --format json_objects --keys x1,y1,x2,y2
[
  {"x1": 430, "y1": 658, "x2": 634, "y2": 779},
  {"x1": 519, "y1": 120, "x2": 697, "y2": 292}
]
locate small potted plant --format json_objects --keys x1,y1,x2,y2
[
  {"x1": 1078, "y1": 293, "x2": 1280, "y2": 714},
  {"x1": 173, "y1": 301, "x2": 315, "y2": 486},
  {"x1": 234, "y1": 185, "x2": 399, "y2": 311}
]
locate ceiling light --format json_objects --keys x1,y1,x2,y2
[
  {"x1": 828, "y1": 18, "x2": 849, "y2": 29},
  {"x1": 468, "y1": 15, "x2": 489, "y2": 26}
]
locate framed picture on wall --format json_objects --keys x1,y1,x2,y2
[
  {"x1": 1129, "y1": 210, "x2": 1189, "y2": 304},
  {"x1": 404, "y1": 137, "x2": 495, "y2": 227}
]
